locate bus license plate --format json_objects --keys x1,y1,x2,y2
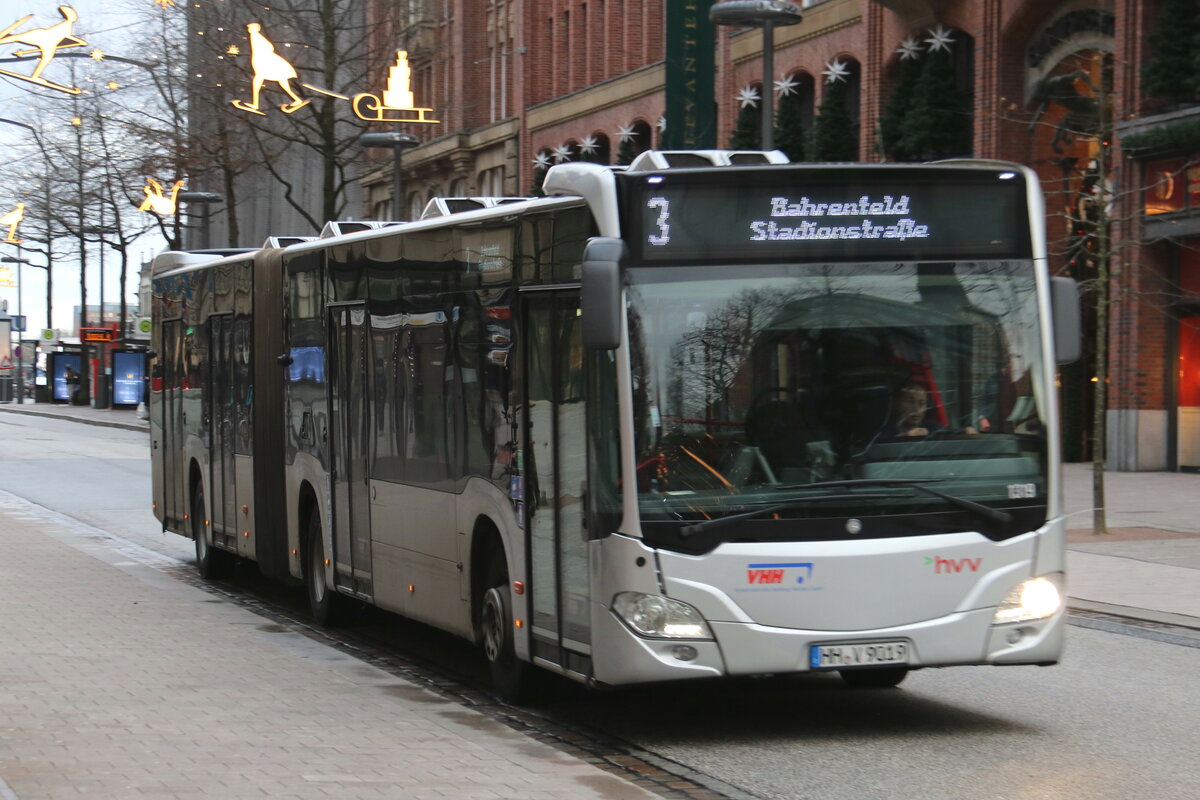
[{"x1": 810, "y1": 641, "x2": 908, "y2": 670}]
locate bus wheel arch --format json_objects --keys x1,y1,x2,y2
[
  {"x1": 190, "y1": 460, "x2": 230, "y2": 578},
  {"x1": 299, "y1": 481, "x2": 342, "y2": 625}
]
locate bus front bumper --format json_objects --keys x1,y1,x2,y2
[{"x1": 590, "y1": 605, "x2": 1064, "y2": 687}]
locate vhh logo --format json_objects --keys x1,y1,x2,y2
[
  {"x1": 746, "y1": 562, "x2": 814, "y2": 584},
  {"x1": 928, "y1": 555, "x2": 982, "y2": 574}
]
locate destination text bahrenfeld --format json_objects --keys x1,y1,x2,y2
[{"x1": 750, "y1": 194, "x2": 931, "y2": 242}]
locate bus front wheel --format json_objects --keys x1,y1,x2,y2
[
  {"x1": 481, "y1": 560, "x2": 536, "y2": 702},
  {"x1": 839, "y1": 668, "x2": 908, "y2": 689}
]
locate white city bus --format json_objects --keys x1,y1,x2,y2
[{"x1": 150, "y1": 151, "x2": 1080, "y2": 698}]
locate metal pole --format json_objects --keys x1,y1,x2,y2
[
  {"x1": 761, "y1": 21, "x2": 774, "y2": 151},
  {"x1": 98, "y1": 221, "x2": 105, "y2": 332},
  {"x1": 392, "y1": 144, "x2": 404, "y2": 221},
  {"x1": 15, "y1": 256, "x2": 22, "y2": 404}
]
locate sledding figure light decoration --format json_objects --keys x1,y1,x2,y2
[
  {"x1": 353, "y1": 50, "x2": 438, "y2": 123},
  {"x1": 0, "y1": 6, "x2": 88, "y2": 95}
]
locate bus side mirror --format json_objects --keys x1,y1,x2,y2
[
  {"x1": 581, "y1": 237, "x2": 625, "y2": 351},
  {"x1": 1051, "y1": 276, "x2": 1081, "y2": 365}
]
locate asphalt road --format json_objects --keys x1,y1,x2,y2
[{"x1": 2, "y1": 412, "x2": 1197, "y2": 800}]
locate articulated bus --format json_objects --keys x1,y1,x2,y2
[{"x1": 150, "y1": 150, "x2": 1080, "y2": 698}]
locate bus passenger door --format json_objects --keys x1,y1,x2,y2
[
  {"x1": 160, "y1": 320, "x2": 185, "y2": 528},
  {"x1": 208, "y1": 314, "x2": 236, "y2": 548},
  {"x1": 523, "y1": 292, "x2": 592, "y2": 670},
  {"x1": 329, "y1": 304, "x2": 372, "y2": 597}
]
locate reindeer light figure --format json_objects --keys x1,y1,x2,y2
[{"x1": 138, "y1": 179, "x2": 184, "y2": 216}]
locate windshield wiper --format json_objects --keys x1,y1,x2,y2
[
  {"x1": 678, "y1": 493, "x2": 897, "y2": 538},
  {"x1": 775, "y1": 478, "x2": 1013, "y2": 526}
]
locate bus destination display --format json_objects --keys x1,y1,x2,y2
[{"x1": 632, "y1": 173, "x2": 1030, "y2": 263}]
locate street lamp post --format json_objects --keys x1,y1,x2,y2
[
  {"x1": 710, "y1": 1, "x2": 803, "y2": 151},
  {"x1": 177, "y1": 192, "x2": 224, "y2": 250},
  {"x1": 359, "y1": 131, "x2": 420, "y2": 221}
]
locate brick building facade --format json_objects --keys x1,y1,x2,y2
[{"x1": 361, "y1": 0, "x2": 1200, "y2": 471}]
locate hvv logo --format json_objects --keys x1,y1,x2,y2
[
  {"x1": 926, "y1": 555, "x2": 982, "y2": 574},
  {"x1": 746, "y1": 562, "x2": 814, "y2": 585}
]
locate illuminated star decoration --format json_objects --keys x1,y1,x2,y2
[
  {"x1": 656, "y1": 116, "x2": 666, "y2": 133},
  {"x1": 737, "y1": 85, "x2": 760, "y2": 109},
  {"x1": 226, "y1": 44, "x2": 239, "y2": 56},
  {"x1": 552, "y1": 144, "x2": 573, "y2": 163},
  {"x1": 578, "y1": 135, "x2": 599, "y2": 156},
  {"x1": 924, "y1": 25, "x2": 954, "y2": 53},
  {"x1": 615, "y1": 123, "x2": 636, "y2": 142},
  {"x1": 822, "y1": 58, "x2": 850, "y2": 84},
  {"x1": 89, "y1": 47, "x2": 104, "y2": 60},
  {"x1": 106, "y1": 80, "x2": 119, "y2": 90},
  {"x1": 775, "y1": 74, "x2": 799, "y2": 96},
  {"x1": 531, "y1": 152, "x2": 551, "y2": 170},
  {"x1": 152, "y1": 0, "x2": 176, "y2": 7},
  {"x1": 896, "y1": 36, "x2": 922, "y2": 61}
]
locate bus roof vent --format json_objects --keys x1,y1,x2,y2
[
  {"x1": 626, "y1": 150, "x2": 789, "y2": 170},
  {"x1": 262, "y1": 236, "x2": 315, "y2": 249},
  {"x1": 319, "y1": 220, "x2": 401, "y2": 239},
  {"x1": 420, "y1": 197, "x2": 527, "y2": 219}
]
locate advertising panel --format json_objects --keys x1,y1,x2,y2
[{"x1": 112, "y1": 351, "x2": 146, "y2": 406}]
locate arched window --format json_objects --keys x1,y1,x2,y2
[
  {"x1": 775, "y1": 71, "x2": 814, "y2": 161},
  {"x1": 879, "y1": 29, "x2": 974, "y2": 162},
  {"x1": 580, "y1": 132, "x2": 611, "y2": 164},
  {"x1": 810, "y1": 59, "x2": 859, "y2": 161},
  {"x1": 477, "y1": 166, "x2": 505, "y2": 196},
  {"x1": 615, "y1": 120, "x2": 653, "y2": 165},
  {"x1": 729, "y1": 82, "x2": 764, "y2": 149},
  {"x1": 531, "y1": 148, "x2": 553, "y2": 195}
]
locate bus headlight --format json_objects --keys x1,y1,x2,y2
[
  {"x1": 612, "y1": 592, "x2": 713, "y2": 639},
  {"x1": 993, "y1": 575, "x2": 1063, "y2": 625}
]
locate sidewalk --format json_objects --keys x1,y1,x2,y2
[
  {"x1": 0, "y1": 489, "x2": 658, "y2": 800},
  {"x1": 2, "y1": 399, "x2": 1198, "y2": 629},
  {"x1": 0, "y1": 398, "x2": 149, "y2": 432}
]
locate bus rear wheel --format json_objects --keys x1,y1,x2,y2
[
  {"x1": 192, "y1": 483, "x2": 231, "y2": 579},
  {"x1": 480, "y1": 559, "x2": 536, "y2": 703},
  {"x1": 305, "y1": 512, "x2": 344, "y2": 626},
  {"x1": 839, "y1": 667, "x2": 908, "y2": 689}
]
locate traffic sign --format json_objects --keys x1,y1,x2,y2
[
  {"x1": 138, "y1": 319, "x2": 151, "y2": 335},
  {"x1": 41, "y1": 328, "x2": 55, "y2": 342}
]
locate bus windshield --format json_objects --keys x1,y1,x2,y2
[{"x1": 626, "y1": 260, "x2": 1049, "y2": 549}]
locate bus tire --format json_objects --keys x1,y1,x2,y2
[
  {"x1": 839, "y1": 668, "x2": 908, "y2": 689},
  {"x1": 192, "y1": 483, "x2": 231, "y2": 579},
  {"x1": 305, "y1": 512, "x2": 344, "y2": 626},
  {"x1": 481, "y1": 558, "x2": 536, "y2": 703}
]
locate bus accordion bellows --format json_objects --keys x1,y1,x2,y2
[{"x1": 150, "y1": 152, "x2": 1080, "y2": 698}]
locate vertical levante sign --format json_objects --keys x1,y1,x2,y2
[{"x1": 662, "y1": 1, "x2": 715, "y2": 149}]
